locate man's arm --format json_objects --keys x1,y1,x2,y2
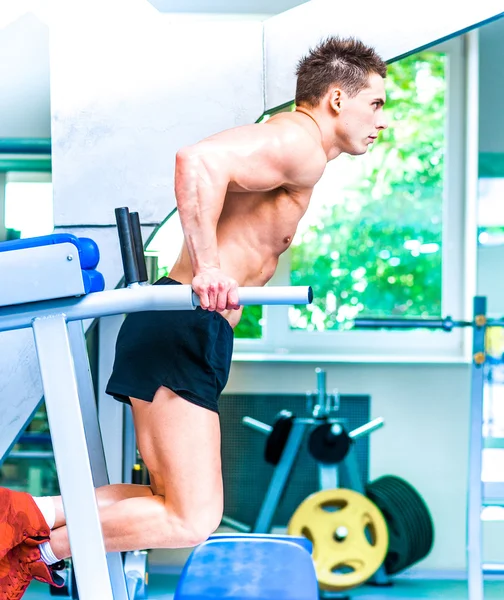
[{"x1": 174, "y1": 119, "x2": 324, "y2": 311}]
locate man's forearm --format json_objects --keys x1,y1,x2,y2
[
  {"x1": 174, "y1": 150, "x2": 228, "y2": 274},
  {"x1": 182, "y1": 223, "x2": 220, "y2": 273}
]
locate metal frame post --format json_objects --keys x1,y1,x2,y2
[
  {"x1": 32, "y1": 314, "x2": 113, "y2": 600},
  {"x1": 467, "y1": 296, "x2": 486, "y2": 600},
  {"x1": 68, "y1": 320, "x2": 129, "y2": 599}
]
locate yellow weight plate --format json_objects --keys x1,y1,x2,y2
[{"x1": 287, "y1": 488, "x2": 388, "y2": 591}]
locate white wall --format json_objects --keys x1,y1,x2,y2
[{"x1": 0, "y1": 13, "x2": 50, "y2": 138}]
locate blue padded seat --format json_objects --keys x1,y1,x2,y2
[{"x1": 174, "y1": 534, "x2": 318, "y2": 600}]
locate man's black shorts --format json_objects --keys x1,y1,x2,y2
[{"x1": 105, "y1": 277, "x2": 234, "y2": 413}]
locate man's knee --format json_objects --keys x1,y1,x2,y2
[{"x1": 174, "y1": 504, "x2": 223, "y2": 547}]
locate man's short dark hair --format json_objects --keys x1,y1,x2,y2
[{"x1": 295, "y1": 36, "x2": 387, "y2": 107}]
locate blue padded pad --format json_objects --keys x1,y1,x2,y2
[
  {"x1": 174, "y1": 537, "x2": 318, "y2": 600},
  {"x1": 82, "y1": 269, "x2": 105, "y2": 294},
  {"x1": 0, "y1": 233, "x2": 100, "y2": 270},
  {"x1": 76, "y1": 237, "x2": 100, "y2": 270}
]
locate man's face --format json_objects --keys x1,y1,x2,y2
[{"x1": 334, "y1": 73, "x2": 388, "y2": 155}]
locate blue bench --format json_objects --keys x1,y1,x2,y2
[{"x1": 174, "y1": 534, "x2": 318, "y2": 600}]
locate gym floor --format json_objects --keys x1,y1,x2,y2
[{"x1": 24, "y1": 576, "x2": 504, "y2": 599}]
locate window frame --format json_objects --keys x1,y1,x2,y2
[{"x1": 234, "y1": 35, "x2": 476, "y2": 363}]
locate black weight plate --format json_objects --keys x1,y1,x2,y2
[
  {"x1": 398, "y1": 477, "x2": 433, "y2": 556},
  {"x1": 367, "y1": 478, "x2": 421, "y2": 574},
  {"x1": 375, "y1": 478, "x2": 424, "y2": 568},
  {"x1": 369, "y1": 476, "x2": 434, "y2": 573},
  {"x1": 388, "y1": 483, "x2": 429, "y2": 565},
  {"x1": 380, "y1": 476, "x2": 434, "y2": 563},
  {"x1": 308, "y1": 423, "x2": 352, "y2": 464},
  {"x1": 377, "y1": 478, "x2": 425, "y2": 570},
  {"x1": 378, "y1": 476, "x2": 433, "y2": 562},
  {"x1": 264, "y1": 410, "x2": 294, "y2": 465},
  {"x1": 366, "y1": 481, "x2": 411, "y2": 574}
]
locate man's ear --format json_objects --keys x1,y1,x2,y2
[{"x1": 329, "y1": 87, "x2": 343, "y2": 115}]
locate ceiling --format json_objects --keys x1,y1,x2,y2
[{"x1": 148, "y1": 0, "x2": 307, "y2": 14}]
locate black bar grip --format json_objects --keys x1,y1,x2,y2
[
  {"x1": 129, "y1": 212, "x2": 148, "y2": 283},
  {"x1": 115, "y1": 207, "x2": 140, "y2": 285}
]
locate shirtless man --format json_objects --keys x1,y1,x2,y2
[{"x1": 0, "y1": 35, "x2": 387, "y2": 597}]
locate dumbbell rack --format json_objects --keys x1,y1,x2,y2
[{"x1": 224, "y1": 368, "x2": 388, "y2": 597}]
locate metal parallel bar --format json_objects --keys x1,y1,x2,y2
[
  {"x1": 467, "y1": 296, "x2": 486, "y2": 600},
  {"x1": 191, "y1": 286, "x2": 313, "y2": 307},
  {"x1": 253, "y1": 421, "x2": 307, "y2": 533},
  {"x1": 67, "y1": 320, "x2": 129, "y2": 600},
  {"x1": 0, "y1": 285, "x2": 313, "y2": 333},
  {"x1": 32, "y1": 315, "x2": 113, "y2": 600}
]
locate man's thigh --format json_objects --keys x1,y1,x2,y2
[{"x1": 130, "y1": 388, "x2": 223, "y2": 519}]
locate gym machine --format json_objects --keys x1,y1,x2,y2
[
  {"x1": 0, "y1": 207, "x2": 313, "y2": 600},
  {"x1": 354, "y1": 298, "x2": 504, "y2": 600}
]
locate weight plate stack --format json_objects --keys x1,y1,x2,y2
[{"x1": 365, "y1": 475, "x2": 434, "y2": 575}]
